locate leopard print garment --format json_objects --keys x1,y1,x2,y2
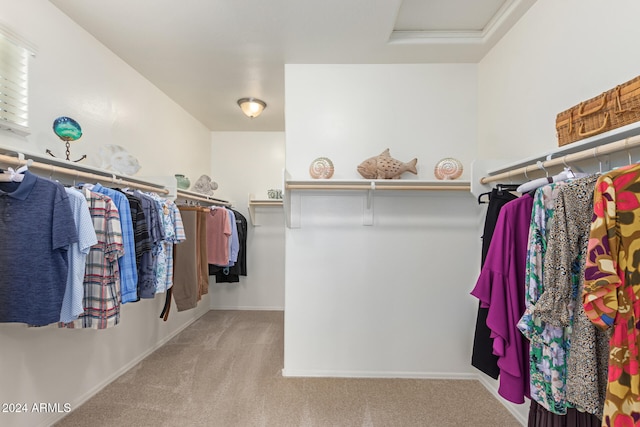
[{"x1": 534, "y1": 174, "x2": 610, "y2": 417}]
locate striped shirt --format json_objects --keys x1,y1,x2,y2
[
  {"x1": 60, "y1": 187, "x2": 98, "y2": 323},
  {"x1": 61, "y1": 188, "x2": 124, "y2": 329},
  {"x1": 91, "y1": 183, "x2": 138, "y2": 304}
]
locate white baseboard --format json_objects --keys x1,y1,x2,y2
[
  {"x1": 476, "y1": 374, "x2": 528, "y2": 426},
  {"x1": 39, "y1": 310, "x2": 209, "y2": 427},
  {"x1": 210, "y1": 305, "x2": 285, "y2": 311},
  {"x1": 281, "y1": 368, "x2": 477, "y2": 380}
]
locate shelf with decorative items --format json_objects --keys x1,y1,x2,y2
[
  {"x1": 248, "y1": 193, "x2": 283, "y2": 226},
  {"x1": 284, "y1": 150, "x2": 472, "y2": 227}
]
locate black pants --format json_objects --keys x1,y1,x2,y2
[{"x1": 471, "y1": 188, "x2": 518, "y2": 379}]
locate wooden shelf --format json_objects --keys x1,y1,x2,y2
[
  {"x1": 283, "y1": 175, "x2": 471, "y2": 228},
  {"x1": 176, "y1": 189, "x2": 230, "y2": 206},
  {"x1": 285, "y1": 179, "x2": 470, "y2": 192},
  {"x1": 248, "y1": 194, "x2": 283, "y2": 226}
]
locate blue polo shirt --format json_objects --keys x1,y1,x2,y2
[{"x1": 0, "y1": 171, "x2": 78, "y2": 326}]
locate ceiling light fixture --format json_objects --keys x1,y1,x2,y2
[{"x1": 237, "y1": 97, "x2": 267, "y2": 118}]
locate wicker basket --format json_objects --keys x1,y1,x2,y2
[{"x1": 556, "y1": 75, "x2": 640, "y2": 146}]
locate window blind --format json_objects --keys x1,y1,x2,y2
[{"x1": 0, "y1": 31, "x2": 30, "y2": 135}]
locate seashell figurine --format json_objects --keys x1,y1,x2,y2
[
  {"x1": 357, "y1": 148, "x2": 418, "y2": 179},
  {"x1": 192, "y1": 174, "x2": 218, "y2": 196}
]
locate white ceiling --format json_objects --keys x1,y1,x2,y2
[{"x1": 49, "y1": 0, "x2": 535, "y2": 132}]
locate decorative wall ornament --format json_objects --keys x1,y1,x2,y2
[
  {"x1": 357, "y1": 148, "x2": 417, "y2": 179},
  {"x1": 433, "y1": 157, "x2": 463, "y2": 180},
  {"x1": 46, "y1": 116, "x2": 86, "y2": 162},
  {"x1": 98, "y1": 144, "x2": 141, "y2": 175},
  {"x1": 192, "y1": 174, "x2": 218, "y2": 195},
  {"x1": 309, "y1": 157, "x2": 335, "y2": 179},
  {"x1": 174, "y1": 174, "x2": 191, "y2": 190}
]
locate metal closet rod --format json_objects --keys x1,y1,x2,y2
[
  {"x1": 0, "y1": 153, "x2": 169, "y2": 194},
  {"x1": 480, "y1": 134, "x2": 640, "y2": 184}
]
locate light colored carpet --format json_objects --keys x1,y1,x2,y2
[{"x1": 55, "y1": 310, "x2": 522, "y2": 427}]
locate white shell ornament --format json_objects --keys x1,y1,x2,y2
[
  {"x1": 192, "y1": 174, "x2": 218, "y2": 196},
  {"x1": 434, "y1": 158, "x2": 463, "y2": 180},
  {"x1": 99, "y1": 144, "x2": 141, "y2": 176},
  {"x1": 309, "y1": 157, "x2": 335, "y2": 179}
]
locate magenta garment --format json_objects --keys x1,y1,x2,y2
[{"x1": 471, "y1": 194, "x2": 533, "y2": 404}]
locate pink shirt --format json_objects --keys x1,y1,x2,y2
[{"x1": 206, "y1": 207, "x2": 231, "y2": 266}]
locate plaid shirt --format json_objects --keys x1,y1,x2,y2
[
  {"x1": 61, "y1": 188, "x2": 124, "y2": 329},
  {"x1": 91, "y1": 183, "x2": 138, "y2": 304}
]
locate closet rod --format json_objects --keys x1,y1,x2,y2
[
  {"x1": 175, "y1": 190, "x2": 231, "y2": 206},
  {"x1": 480, "y1": 134, "x2": 640, "y2": 185},
  {"x1": 0, "y1": 153, "x2": 169, "y2": 194},
  {"x1": 286, "y1": 184, "x2": 470, "y2": 191}
]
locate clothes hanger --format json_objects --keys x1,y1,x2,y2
[
  {"x1": 477, "y1": 191, "x2": 491, "y2": 204},
  {"x1": 477, "y1": 182, "x2": 521, "y2": 204},
  {"x1": 0, "y1": 169, "x2": 21, "y2": 182},
  {"x1": 0, "y1": 160, "x2": 31, "y2": 182},
  {"x1": 496, "y1": 183, "x2": 520, "y2": 192}
]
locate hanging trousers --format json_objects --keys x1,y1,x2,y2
[{"x1": 471, "y1": 188, "x2": 518, "y2": 379}]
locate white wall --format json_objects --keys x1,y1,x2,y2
[
  {"x1": 0, "y1": 2, "x2": 213, "y2": 426},
  {"x1": 286, "y1": 64, "x2": 478, "y2": 181},
  {"x1": 209, "y1": 131, "x2": 285, "y2": 310},
  {"x1": 478, "y1": 0, "x2": 640, "y2": 160},
  {"x1": 283, "y1": 64, "x2": 482, "y2": 377},
  {"x1": 477, "y1": 0, "x2": 640, "y2": 421}
]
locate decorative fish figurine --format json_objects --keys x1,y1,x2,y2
[{"x1": 357, "y1": 148, "x2": 418, "y2": 179}]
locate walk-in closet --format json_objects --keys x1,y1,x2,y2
[{"x1": 2, "y1": 1, "x2": 640, "y2": 426}]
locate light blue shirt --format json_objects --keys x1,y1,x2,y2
[
  {"x1": 60, "y1": 188, "x2": 98, "y2": 323},
  {"x1": 91, "y1": 183, "x2": 138, "y2": 303},
  {"x1": 227, "y1": 209, "x2": 239, "y2": 264}
]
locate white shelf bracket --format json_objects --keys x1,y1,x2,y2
[
  {"x1": 364, "y1": 181, "x2": 375, "y2": 226},
  {"x1": 289, "y1": 192, "x2": 302, "y2": 228},
  {"x1": 248, "y1": 193, "x2": 259, "y2": 226}
]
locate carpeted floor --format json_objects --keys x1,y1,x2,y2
[{"x1": 55, "y1": 310, "x2": 522, "y2": 427}]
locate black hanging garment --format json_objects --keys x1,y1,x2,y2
[
  {"x1": 209, "y1": 209, "x2": 248, "y2": 283},
  {"x1": 471, "y1": 187, "x2": 519, "y2": 379},
  {"x1": 527, "y1": 400, "x2": 601, "y2": 427}
]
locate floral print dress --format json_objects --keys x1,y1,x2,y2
[
  {"x1": 517, "y1": 182, "x2": 570, "y2": 414},
  {"x1": 584, "y1": 163, "x2": 640, "y2": 426}
]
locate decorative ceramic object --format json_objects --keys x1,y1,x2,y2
[
  {"x1": 175, "y1": 174, "x2": 191, "y2": 190},
  {"x1": 267, "y1": 189, "x2": 283, "y2": 199},
  {"x1": 98, "y1": 145, "x2": 141, "y2": 175},
  {"x1": 47, "y1": 116, "x2": 86, "y2": 162},
  {"x1": 434, "y1": 158, "x2": 463, "y2": 180},
  {"x1": 53, "y1": 116, "x2": 82, "y2": 141},
  {"x1": 192, "y1": 174, "x2": 218, "y2": 195},
  {"x1": 309, "y1": 157, "x2": 335, "y2": 179},
  {"x1": 357, "y1": 148, "x2": 417, "y2": 179}
]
